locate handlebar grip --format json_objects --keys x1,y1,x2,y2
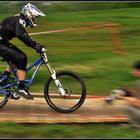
[{"x1": 41, "y1": 47, "x2": 47, "y2": 52}]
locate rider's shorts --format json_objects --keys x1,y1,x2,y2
[{"x1": 0, "y1": 40, "x2": 27, "y2": 70}]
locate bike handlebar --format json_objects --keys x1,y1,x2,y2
[
  {"x1": 41, "y1": 47, "x2": 47, "y2": 53},
  {"x1": 40, "y1": 47, "x2": 48, "y2": 63}
]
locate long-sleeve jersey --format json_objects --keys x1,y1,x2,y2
[{"x1": 0, "y1": 13, "x2": 38, "y2": 48}]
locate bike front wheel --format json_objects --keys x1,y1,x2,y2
[{"x1": 44, "y1": 71, "x2": 86, "y2": 113}]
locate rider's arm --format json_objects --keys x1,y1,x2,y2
[{"x1": 15, "y1": 18, "x2": 39, "y2": 48}]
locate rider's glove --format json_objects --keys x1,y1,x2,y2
[
  {"x1": 111, "y1": 88, "x2": 131, "y2": 99},
  {"x1": 34, "y1": 44, "x2": 44, "y2": 53}
]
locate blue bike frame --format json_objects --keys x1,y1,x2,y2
[
  {"x1": 0, "y1": 57, "x2": 45, "y2": 95},
  {"x1": 0, "y1": 48, "x2": 66, "y2": 97}
]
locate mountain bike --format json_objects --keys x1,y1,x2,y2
[{"x1": 0, "y1": 47, "x2": 86, "y2": 113}]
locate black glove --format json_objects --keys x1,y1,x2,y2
[{"x1": 34, "y1": 44, "x2": 44, "y2": 53}]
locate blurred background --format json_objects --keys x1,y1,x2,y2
[
  {"x1": 1, "y1": 1, "x2": 140, "y2": 138},
  {"x1": 0, "y1": 1, "x2": 140, "y2": 96}
]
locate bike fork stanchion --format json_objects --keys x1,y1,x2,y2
[
  {"x1": 45, "y1": 62, "x2": 66, "y2": 96},
  {"x1": 41, "y1": 49, "x2": 67, "y2": 97}
]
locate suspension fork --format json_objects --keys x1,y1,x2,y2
[
  {"x1": 41, "y1": 51, "x2": 66, "y2": 96},
  {"x1": 46, "y1": 62, "x2": 66, "y2": 96}
]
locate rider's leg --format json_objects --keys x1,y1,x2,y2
[
  {"x1": 4, "y1": 66, "x2": 28, "y2": 100},
  {"x1": 14, "y1": 56, "x2": 33, "y2": 99},
  {"x1": 2, "y1": 64, "x2": 15, "y2": 84},
  {"x1": 14, "y1": 55, "x2": 33, "y2": 99},
  {"x1": 4, "y1": 66, "x2": 26, "y2": 89},
  {"x1": 4, "y1": 66, "x2": 11, "y2": 77},
  {"x1": 0, "y1": 41, "x2": 33, "y2": 99},
  {"x1": 17, "y1": 69, "x2": 25, "y2": 81},
  {"x1": 0, "y1": 66, "x2": 11, "y2": 87},
  {"x1": 17, "y1": 69, "x2": 26, "y2": 89},
  {"x1": 0, "y1": 67, "x2": 11, "y2": 86}
]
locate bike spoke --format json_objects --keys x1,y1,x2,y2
[{"x1": 44, "y1": 71, "x2": 86, "y2": 113}]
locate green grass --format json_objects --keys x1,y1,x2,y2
[
  {"x1": 0, "y1": 122, "x2": 140, "y2": 138},
  {"x1": 1, "y1": 7, "x2": 140, "y2": 95},
  {"x1": 1, "y1": 4, "x2": 140, "y2": 138}
]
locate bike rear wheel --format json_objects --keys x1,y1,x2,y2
[
  {"x1": 44, "y1": 71, "x2": 86, "y2": 113},
  {"x1": 0, "y1": 72, "x2": 11, "y2": 108}
]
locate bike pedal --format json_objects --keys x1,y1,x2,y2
[
  {"x1": 19, "y1": 94, "x2": 34, "y2": 100},
  {"x1": 22, "y1": 94, "x2": 34, "y2": 100},
  {"x1": 14, "y1": 89, "x2": 34, "y2": 100},
  {"x1": 27, "y1": 96, "x2": 34, "y2": 100}
]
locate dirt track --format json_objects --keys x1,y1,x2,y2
[{"x1": 0, "y1": 93, "x2": 131, "y2": 123}]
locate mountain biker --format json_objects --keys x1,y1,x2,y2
[{"x1": 0, "y1": 3, "x2": 46, "y2": 99}]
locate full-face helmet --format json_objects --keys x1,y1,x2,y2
[{"x1": 21, "y1": 3, "x2": 45, "y2": 28}]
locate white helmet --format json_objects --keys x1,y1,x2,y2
[{"x1": 21, "y1": 3, "x2": 45, "y2": 28}]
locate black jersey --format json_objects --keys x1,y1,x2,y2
[{"x1": 0, "y1": 13, "x2": 38, "y2": 48}]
